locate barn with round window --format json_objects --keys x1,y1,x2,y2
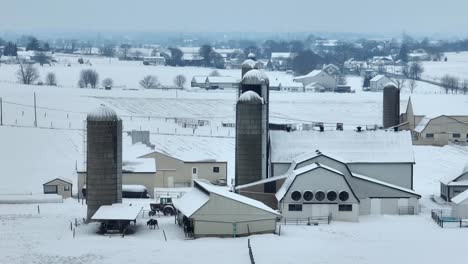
[{"x1": 276, "y1": 163, "x2": 360, "y2": 222}]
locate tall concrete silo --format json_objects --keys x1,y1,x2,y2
[
  {"x1": 235, "y1": 91, "x2": 265, "y2": 186},
  {"x1": 382, "y1": 83, "x2": 400, "y2": 129},
  {"x1": 235, "y1": 70, "x2": 270, "y2": 186},
  {"x1": 86, "y1": 105, "x2": 122, "y2": 220}
]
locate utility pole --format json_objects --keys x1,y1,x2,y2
[{"x1": 34, "y1": 92, "x2": 37, "y2": 127}]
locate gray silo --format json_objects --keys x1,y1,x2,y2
[
  {"x1": 86, "y1": 105, "x2": 122, "y2": 220},
  {"x1": 235, "y1": 91, "x2": 265, "y2": 186},
  {"x1": 235, "y1": 70, "x2": 270, "y2": 186},
  {"x1": 382, "y1": 83, "x2": 401, "y2": 129}
]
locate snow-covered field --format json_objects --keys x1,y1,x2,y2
[
  {"x1": 422, "y1": 51, "x2": 468, "y2": 82},
  {"x1": 1, "y1": 55, "x2": 468, "y2": 263}
]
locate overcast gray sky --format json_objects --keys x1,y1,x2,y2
[{"x1": 1, "y1": 0, "x2": 467, "y2": 36}]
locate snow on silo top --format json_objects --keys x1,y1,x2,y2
[
  {"x1": 247, "y1": 53, "x2": 256, "y2": 60},
  {"x1": 241, "y1": 59, "x2": 257, "y2": 69},
  {"x1": 384, "y1": 82, "x2": 398, "y2": 89},
  {"x1": 242, "y1": 69, "x2": 269, "y2": 85},
  {"x1": 87, "y1": 105, "x2": 120, "y2": 121},
  {"x1": 238, "y1": 91, "x2": 264, "y2": 104}
]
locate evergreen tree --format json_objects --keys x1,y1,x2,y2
[
  {"x1": 399, "y1": 43, "x2": 409, "y2": 62},
  {"x1": 26, "y1": 37, "x2": 40, "y2": 51}
]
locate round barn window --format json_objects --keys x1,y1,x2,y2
[
  {"x1": 291, "y1": 191, "x2": 302, "y2": 201},
  {"x1": 315, "y1": 191, "x2": 325, "y2": 202},
  {"x1": 327, "y1": 191, "x2": 337, "y2": 201},
  {"x1": 303, "y1": 191, "x2": 313, "y2": 201},
  {"x1": 339, "y1": 191, "x2": 350, "y2": 202}
]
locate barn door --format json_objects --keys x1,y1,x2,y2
[{"x1": 370, "y1": 199, "x2": 382, "y2": 215}]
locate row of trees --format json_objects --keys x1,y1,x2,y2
[
  {"x1": 440, "y1": 75, "x2": 468, "y2": 94},
  {"x1": 16, "y1": 63, "x2": 56, "y2": 86},
  {"x1": 139, "y1": 74, "x2": 186, "y2": 89}
]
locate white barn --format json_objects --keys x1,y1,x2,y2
[
  {"x1": 293, "y1": 70, "x2": 337, "y2": 91},
  {"x1": 174, "y1": 180, "x2": 280, "y2": 238}
]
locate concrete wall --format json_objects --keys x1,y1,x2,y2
[
  {"x1": 347, "y1": 163, "x2": 413, "y2": 189},
  {"x1": 43, "y1": 179, "x2": 72, "y2": 199},
  {"x1": 272, "y1": 163, "x2": 291, "y2": 177},
  {"x1": 279, "y1": 167, "x2": 359, "y2": 222},
  {"x1": 359, "y1": 197, "x2": 419, "y2": 215},
  {"x1": 192, "y1": 193, "x2": 278, "y2": 237}
]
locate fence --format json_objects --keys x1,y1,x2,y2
[
  {"x1": 431, "y1": 210, "x2": 468, "y2": 228},
  {"x1": 279, "y1": 214, "x2": 332, "y2": 226}
]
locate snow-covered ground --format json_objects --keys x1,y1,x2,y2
[
  {"x1": 1, "y1": 56, "x2": 468, "y2": 263},
  {"x1": 422, "y1": 51, "x2": 468, "y2": 82}
]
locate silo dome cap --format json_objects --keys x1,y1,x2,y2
[
  {"x1": 87, "y1": 104, "x2": 120, "y2": 121},
  {"x1": 247, "y1": 53, "x2": 256, "y2": 59},
  {"x1": 238, "y1": 91, "x2": 264, "y2": 104},
  {"x1": 384, "y1": 82, "x2": 398, "y2": 89},
  {"x1": 242, "y1": 69, "x2": 269, "y2": 85},
  {"x1": 241, "y1": 59, "x2": 257, "y2": 69}
]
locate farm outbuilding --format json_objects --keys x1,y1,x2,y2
[
  {"x1": 451, "y1": 190, "x2": 468, "y2": 219},
  {"x1": 43, "y1": 177, "x2": 73, "y2": 199},
  {"x1": 173, "y1": 180, "x2": 280, "y2": 238},
  {"x1": 440, "y1": 164, "x2": 468, "y2": 202}
]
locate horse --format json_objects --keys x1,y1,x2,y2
[{"x1": 147, "y1": 219, "x2": 159, "y2": 229}]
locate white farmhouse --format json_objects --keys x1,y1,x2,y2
[
  {"x1": 369, "y1": 75, "x2": 393, "y2": 92},
  {"x1": 205, "y1": 76, "x2": 239, "y2": 90}
]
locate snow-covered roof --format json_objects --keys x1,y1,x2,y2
[
  {"x1": 370, "y1": 75, "x2": 389, "y2": 82},
  {"x1": 271, "y1": 52, "x2": 295, "y2": 59},
  {"x1": 270, "y1": 130, "x2": 415, "y2": 164},
  {"x1": 192, "y1": 76, "x2": 207, "y2": 83},
  {"x1": 87, "y1": 105, "x2": 120, "y2": 122},
  {"x1": 43, "y1": 177, "x2": 73, "y2": 185},
  {"x1": 448, "y1": 180, "x2": 468, "y2": 186},
  {"x1": 414, "y1": 117, "x2": 431, "y2": 133},
  {"x1": 91, "y1": 204, "x2": 143, "y2": 221},
  {"x1": 172, "y1": 187, "x2": 209, "y2": 217},
  {"x1": 238, "y1": 91, "x2": 264, "y2": 104},
  {"x1": 206, "y1": 76, "x2": 237, "y2": 84},
  {"x1": 275, "y1": 163, "x2": 344, "y2": 201},
  {"x1": 403, "y1": 94, "x2": 468, "y2": 118},
  {"x1": 351, "y1": 173, "x2": 420, "y2": 197},
  {"x1": 236, "y1": 174, "x2": 289, "y2": 190},
  {"x1": 247, "y1": 53, "x2": 256, "y2": 59},
  {"x1": 305, "y1": 82, "x2": 325, "y2": 89},
  {"x1": 122, "y1": 185, "x2": 148, "y2": 192},
  {"x1": 440, "y1": 165, "x2": 468, "y2": 185},
  {"x1": 281, "y1": 81, "x2": 304, "y2": 88},
  {"x1": 242, "y1": 70, "x2": 270, "y2": 85},
  {"x1": 294, "y1": 70, "x2": 323, "y2": 80},
  {"x1": 195, "y1": 180, "x2": 280, "y2": 216},
  {"x1": 241, "y1": 59, "x2": 257, "y2": 69},
  {"x1": 451, "y1": 189, "x2": 468, "y2": 204}
]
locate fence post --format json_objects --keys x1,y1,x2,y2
[
  {"x1": 163, "y1": 230, "x2": 167, "y2": 242},
  {"x1": 33, "y1": 92, "x2": 37, "y2": 127},
  {"x1": 0, "y1": 97, "x2": 3, "y2": 126},
  {"x1": 37, "y1": 205, "x2": 40, "y2": 214}
]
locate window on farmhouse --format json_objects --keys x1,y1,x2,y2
[
  {"x1": 213, "y1": 166, "x2": 220, "y2": 173},
  {"x1": 426, "y1": 133, "x2": 434, "y2": 138},
  {"x1": 339, "y1": 204, "x2": 352, "y2": 211},
  {"x1": 64, "y1": 185, "x2": 70, "y2": 191},
  {"x1": 288, "y1": 204, "x2": 302, "y2": 211},
  {"x1": 453, "y1": 133, "x2": 461, "y2": 138}
]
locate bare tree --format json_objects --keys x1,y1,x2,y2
[
  {"x1": 17, "y1": 62, "x2": 40, "y2": 85},
  {"x1": 99, "y1": 45, "x2": 115, "y2": 61},
  {"x1": 462, "y1": 80, "x2": 468, "y2": 94},
  {"x1": 119, "y1": 44, "x2": 131, "y2": 60},
  {"x1": 440, "y1": 74, "x2": 459, "y2": 94},
  {"x1": 408, "y1": 61, "x2": 424, "y2": 80},
  {"x1": 173, "y1": 74, "x2": 186, "y2": 88},
  {"x1": 391, "y1": 76, "x2": 406, "y2": 90},
  {"x1": 79, "y1": 69, "x2": 99, "y2": 88},
  {"x1": 45, "y1": 72, "x2": 57, "y2": 86},
  {"x1": 209, "y1": 70, "x2": 220, "y2": 77},
  {"x1": 102, "y1": 78, "x2": 114, "y2": 88},
  {"x1": 139, "y1": 75, "x2": 159, "y2": 89},
  {"x1": 408, "y1": 79, "x2": 417, "y2": 94}
]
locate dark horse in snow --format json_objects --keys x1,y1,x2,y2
[{"x1": 147, "y1": 219, "x2": 159, "y2": 229}]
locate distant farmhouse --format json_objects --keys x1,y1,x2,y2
[
  {"x1": 270, "y1": 52, "x2": 296, "y2": 71},
  {"x1": 369, "y1": 75, "x2": 393, "y2": 92},
  {"x1": 190, "y1": 76, "x2": 239, "y2": 90}
]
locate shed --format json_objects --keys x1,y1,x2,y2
[
  {"x1": 91, "y1": 204, "x2": 143, "y2": 233},
  {"x1": 173, "y1": 180, "x2": 280, "y2": 238},
  {"x1": 440, "y1": 164, "x2": 468, "y2": 201},
  {"x1": 451, "y1": 190, "x2": 468, "y2": 219},
  {"x1": 43, "y1": 177, "x2": 73, "y2": 198}
]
